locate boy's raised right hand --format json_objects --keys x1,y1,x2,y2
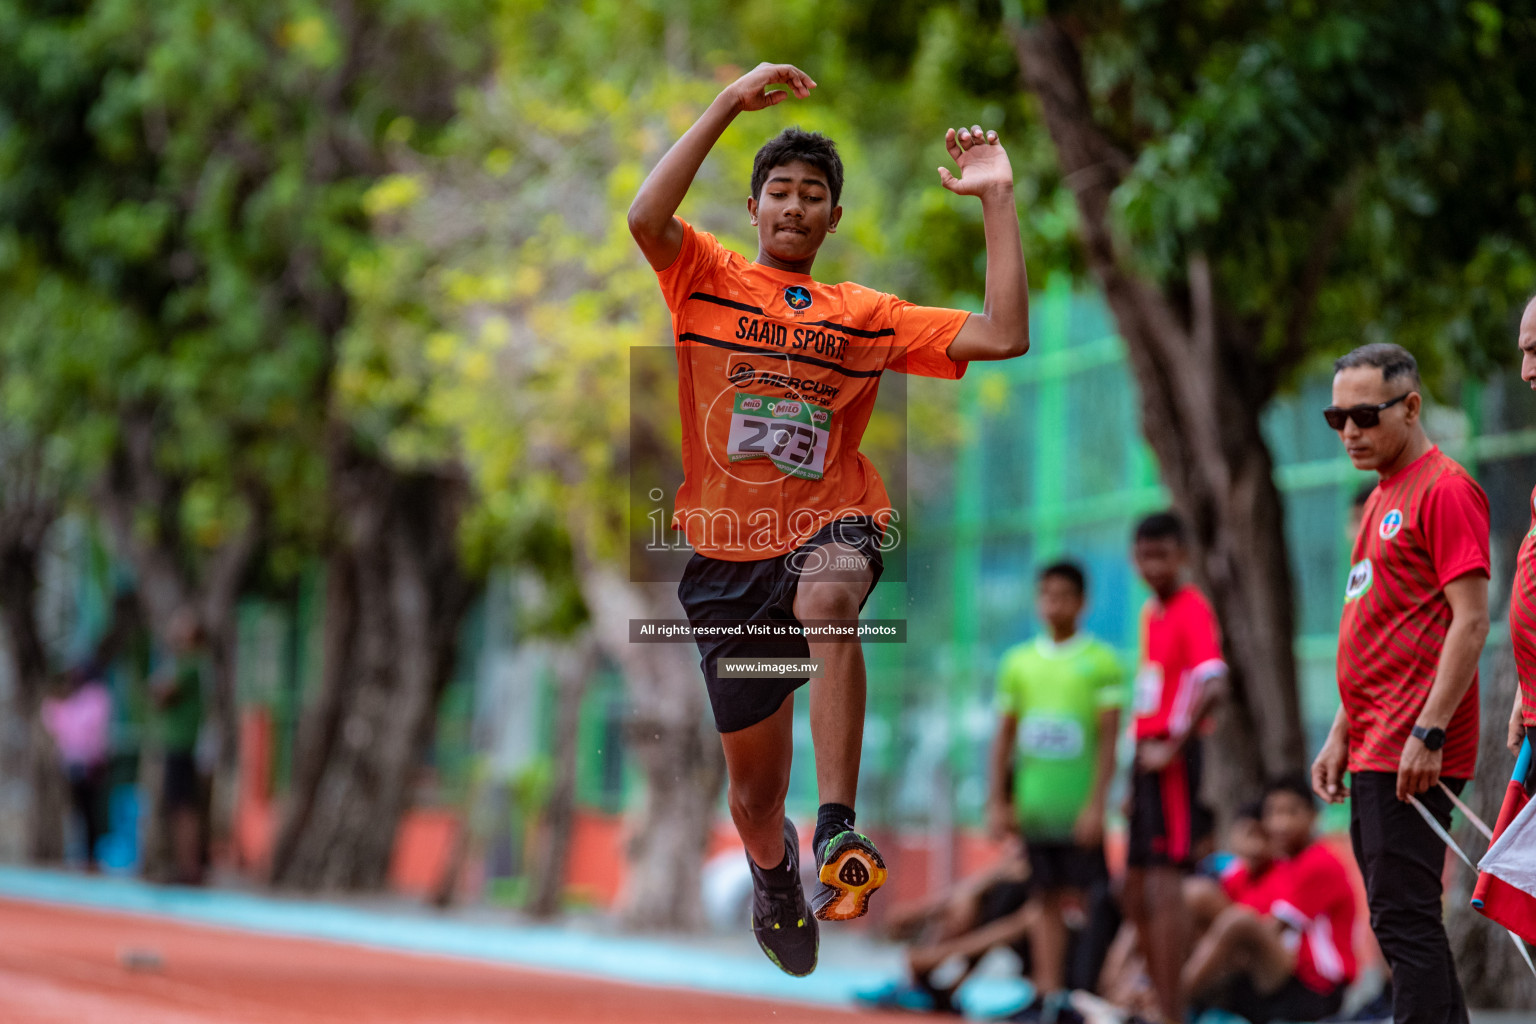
[
  {"x1": 628, "y1": 62, "x2": 815, "y2": 271},
  {"x1": 724, "y1": 62, "x2": 817, "y2": 112}
]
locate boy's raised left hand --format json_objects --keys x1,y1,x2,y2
[{"x1": 938, "y1": 125, "x2": 1015, "y2": 198}]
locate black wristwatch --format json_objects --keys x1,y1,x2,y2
[{"x1": 1411, "y1": 725, "x2": 1446, "y2": 751}]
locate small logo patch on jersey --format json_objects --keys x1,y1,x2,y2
[
  {"x1": 1378, "y1": 509, "x2": 1404, "y2": 540},
  {"x1": 1345, "y1": 558, "x2": 1374, "y2": 601},
  {"x1": 783, "y1": 285, "x2": 812, "y2": 311},
  {"x1": 728, "y1": 361, "x2": 757, "y2": 387}
]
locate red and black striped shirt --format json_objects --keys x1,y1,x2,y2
[
  {"x1": 1336, "y1": 447, "x2": 1488, "y2": 778},
  {"x1": 1510, "y1": 484, "x2": 1536, "y2": 726}
]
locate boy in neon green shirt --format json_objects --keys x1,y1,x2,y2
[{"x1": 987, "y1": 561, "x2": 1123, "y2": 1023}]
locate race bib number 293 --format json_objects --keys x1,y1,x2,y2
[{"x1": 727, "y1": 394, "x2": 833, "y2": 480}]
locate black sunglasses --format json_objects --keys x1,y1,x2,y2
[{"x1": 1322, "y1": 392, "x2": 1410, "y2": 430}]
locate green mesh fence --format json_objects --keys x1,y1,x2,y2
[{"x1": 777, "y1": 280, "x2": 1536, "y2": 830}]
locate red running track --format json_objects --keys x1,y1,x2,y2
[{"x1": 0, "y1": 897, "x2": 907, "y2": 1024}]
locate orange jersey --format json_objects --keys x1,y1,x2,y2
[{"x1": 655, "y1": 220, "x2": 970, "y2": 560}]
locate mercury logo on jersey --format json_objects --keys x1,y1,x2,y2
[
  {"x1": 722, "y1": 364, "x2": 841, "y2": 404},
  {"x1": 1378, "y1": 509, "x2": 1404, "y2": 540},
  {"x1": 1345, "y1": 558, "x2": 1373, "y2": 601}
]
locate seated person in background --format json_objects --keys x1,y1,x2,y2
[
  {"x1": 859, "y1": 562, "x2": 1122, "y2": 1020},
  {"x1": 1096, "y1": 806, "x2": 1271, "y2": 1024},
  {"x1": 873, "y1": 860, "x2": 1120, "y2": 1022},
  {"x1": 1186, "y1": 800, "x2": 1274, "y2": 935},
  {"x1": 1182, "y1": 775, "x2": 1357, "y2": 1024},
  {"x1": 856, "y1": 837, "x2": 1034, "y2": 1013}
]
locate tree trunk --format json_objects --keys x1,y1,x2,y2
[
  {"x1": 574, "y1": 562, "x2": 724, "y2": 932},
  {"x1": 525, "y1": 634, "x2": 598, "y2": 919},
  {"x1": 0, "y1": 526, "x2": 65, "y2": 862},
  {"x1": 96, "y1": 411, "x2": 265, "y2": 858},
  {"x1": 270, "y1": 442, "x2": 476, "y2": 891},
  {"x1": 1446, "y1": 641, "x2": 1536, "y2": 1008},
  {"x1": 1016, "y1": 22, "x2": 1305, "y2": 809}
]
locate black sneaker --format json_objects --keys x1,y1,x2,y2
[
  {"x1": 810, "y1": 828, "x2": 888, "y2": 922},
  {"x1": 750, "y1": 819, "x2": 818, "y2": 977}
]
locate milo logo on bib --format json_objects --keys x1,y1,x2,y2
[
  {"x1": 726, "y1": 393, "x2": 833, "y2": 480},
  {"x1": 1344, "y1": 558, "x2": 1373, "y2": 601}
]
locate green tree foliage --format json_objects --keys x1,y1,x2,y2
[
  {"x1": 1001, "y1": 3, "x2": 1536, "y2": 1002},
  {"x1": 0, "y1": 0, "x2": 491, "y2": 882},
  {"x1": 0, "y1": 0, "x2": 487, "y2": 578},
  {"x1": 1035, "y1": 0, "x2": 1536, "y2": 383}
]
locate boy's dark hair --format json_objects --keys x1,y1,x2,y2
[
  {"x1": 1038, "y1": 559, "x2": 1087, "y2": 596},
  {"x1": 1333, "y1": 343, "x2": 1421, "y2": 391},
  {"x1": 1134, "y1": 511, "x2": 1185, "y2": 546},
  {"x1": 1263, "y1": 772, "x2": 1316, "y2": 810},
  {"x1": 1234, "y1": 799, "x2": 1264, "y2": 824},
  {"x1": 751, "y1": 128, "x2": 844, "y2": 207}
]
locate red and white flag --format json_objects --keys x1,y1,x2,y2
[{"x1": 1474, "y1": 736, "x2": 1536, "y2": 944}]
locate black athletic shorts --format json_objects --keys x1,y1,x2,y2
[
  {"x1": 1217, "y1": 973, "x2": 1345, "y2": 1024},
  {"x1": 678, "y1": 516, "x2": 884, "y2": 734},
  {"x1": 1027, "y1": 840, "x2": 1110, "y2": 892},
  {"x1": 976, "y1": 876, "x2": 1033, "y2": 923},
  {"x1": 1127, "y1": 738, "x2": 1214, "y2": 870},
  {"x1": 163, "y1": 750, "x2": 201, "y2": 810},
  {"x1": 975, "y1": 876, "x2": 1035, "y2": 963}
]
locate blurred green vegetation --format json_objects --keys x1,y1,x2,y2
[
  {"x1": 2, "y1": 0, "x2": 1536, "y2": 902},
  {"x1": 5, "y1": 1, "x2": 1534, "y2": 603}
]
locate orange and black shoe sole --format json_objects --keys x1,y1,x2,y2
[{"x1": 812, "y1": 831, "x2": 889, "y2": 922}]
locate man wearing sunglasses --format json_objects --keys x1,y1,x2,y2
[
  {"x1": 1506, "y1": 295, "x2": 1536, "y2": 761},
  {"x1": 1311, "y1": 343, "x2": 1489, "y2": 1024}
]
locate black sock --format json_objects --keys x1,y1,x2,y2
[
  {"x1": 814, "y1": 802, "x2": 856, "y2": 855},
  {"x1": 913, "y1": 974, "x2": 952, "y2": 1013},
  {"x1": 747, "y1": 825, "x2": 799, "y2": 892}
]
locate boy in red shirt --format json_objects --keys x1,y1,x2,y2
[
  {"x1": 1124, "y1": 511, "x2": 1226, "y2": 1024},
  {"x1": 1185, "y1": 801, "x2": 1274, "y2": 938},
  {"x1": 628, "y1": 62, "x2": 1030, "y2": 976},
  {"x1": 1183, "y1": 775, "x2": 1358, "y2": 1024}
]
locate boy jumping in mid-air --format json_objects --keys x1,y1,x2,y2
[{"x1": 628, "y1": 62, "x2": 1030, "y2": 976}]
